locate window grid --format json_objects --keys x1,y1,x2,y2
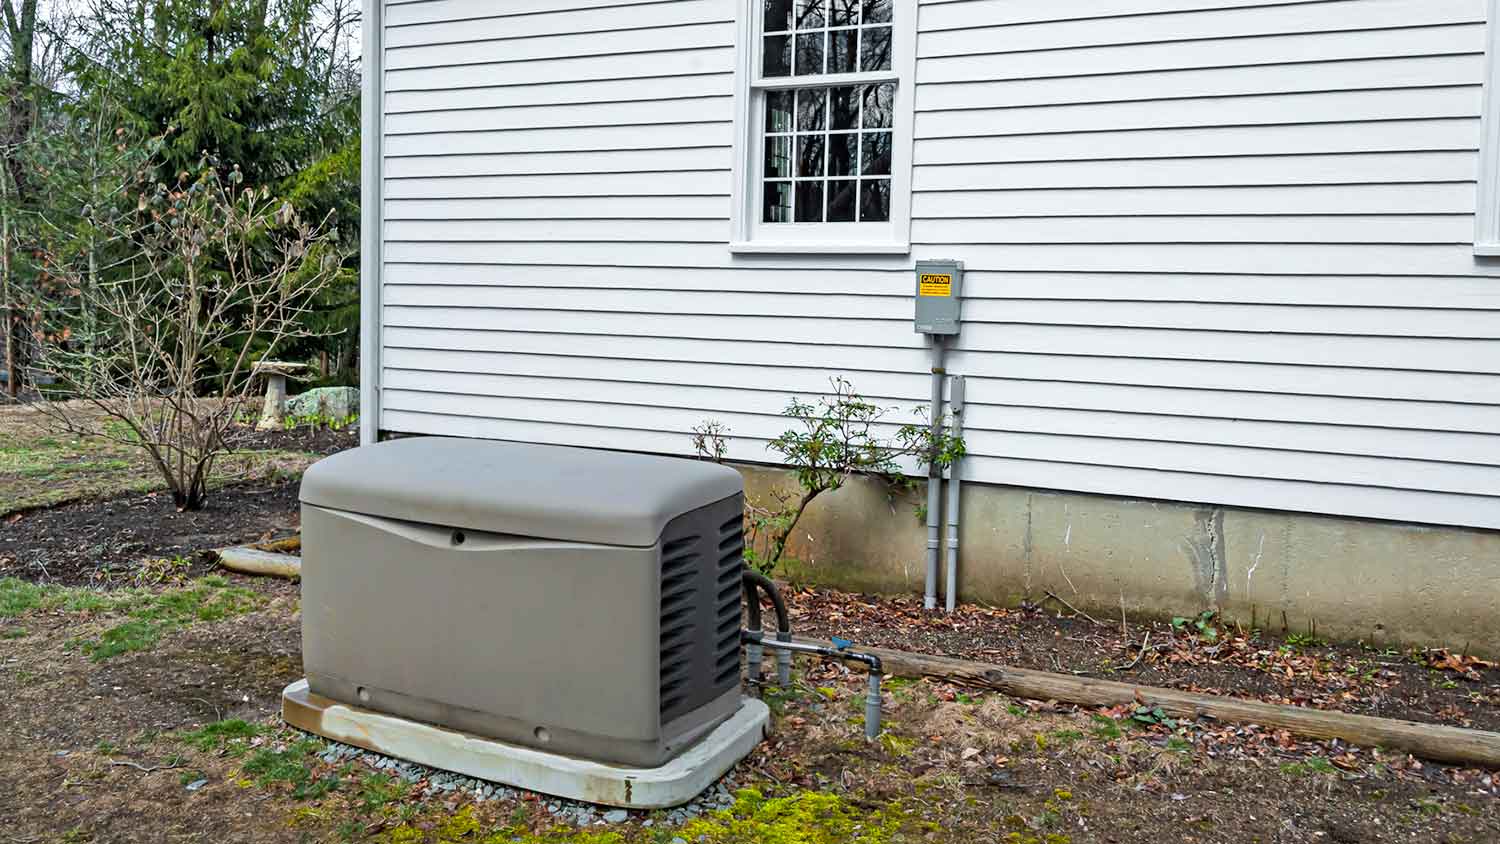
[
  {"x1": 758, "y1": 0, "x2": 894, "y2": 225},
  {"x1": 762, "y1": 86, "x2": 892, "y2": 223}
]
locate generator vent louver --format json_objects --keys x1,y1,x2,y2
[
  {"x1": 658, "y1": 534, "x2": 700, "y2": 717},
  {"x1": 713, "y1": 513, "x2": 745, "y2": 686},
  {"x1": 658, "y1": 494, "x2": 745, "y2": 724}
]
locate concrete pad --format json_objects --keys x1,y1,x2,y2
[{"x1": 282, "y1": 680, "x2": 769, "y2": 808}]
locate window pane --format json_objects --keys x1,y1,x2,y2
[
  {"x1": 763, "y1": 181, "x2": 792, "y2": 222},
  {"x1": 795, "y1": 32, "x2": 825, "y2": 75},
  {"x1": 765, "y1": 90, "x2": 794, "y2": 133},
  {"x1": 763, "y1": 0, "x2": 792, "y2": 32},
  {"x1": 862, "y1": 82, "x2": 894, "y2": 128},
  {"x1": 860, "y1": 131, "x2": 891, "y2": 175},
  {"x1": 827, "y1": 180, "x2": 857, "y2": 221},
  {"x1": 859, "y1": 25, "x2": 891, "y2": 71},
  {"x1": 763, "y1": 35, "x2": 791, "y2": 77},
  {"x1": 829, "y1": 28, "x2": 858, "y2": 74},
  {"x1": 828, "y1": 133, "x2": 857, "y2": 176},
  {"x1": 861, "y1": 0, "x2": 891, "y2": 24},
  {"x1": 795, "y1": 180, "x2": 824, "y2": 222},
  {"x1": 796, "y1": 134, "x2": 825, "y2": 177},
  {"x1": 795, "y1": 88, "x2": 826, "y2": 131},
  {"x1": 859, "y1": 179, "x2": 890, "y2": 222},
  {"x1": 764, "y1": 136, "x2": 792, "y2": 178},
  {"x1": 829, "y1": 0, "x2": 859, "y2": 26},
  {"x1": 795, "y1": 0, "x2": 824, "y2": 29},
  {"x1": 829, "y1": 85, "x2": 858, "y2": 130}
]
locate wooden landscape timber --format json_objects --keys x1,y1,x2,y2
[{"x1": 794, "y1": 636, "x2": 1500, "y2": 770}]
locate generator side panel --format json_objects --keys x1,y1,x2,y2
[{"x1": 300, "y1": 504, "x2": 662, "y2": 760}]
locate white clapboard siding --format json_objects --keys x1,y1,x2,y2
[
  {"x1": 386, "y1": 47, "x2": 736, "y2": 91},
  {"x1": 384, "y1": 97, "x2": 734, "y2": 135},
  {"x1": 385, "y1": 148, "x2": 732, "y2": 179},
  {"x1": 914, "y1": 120, "x2": 1480, "y2": 166},
  {"x1": 916, "y1": 55, "x2": 1485, "y2": 112},
  {"x1": 917, "y1": 0, "x2": 1484, "y2": 59},
  {"x1": 385, "y1": 0, "x2": 731, "y2": 50},
  {"x1": 386, "y1": 75, "x2": 735, "y2": 115},
  {"x1": 384, "y1": 324, "x2": 1498, "y2": 403},
  {"x1": 380, "y1": 346, "x2": 1500, "y2": 433},
  {"x1": 917, "y1": 25, "x2": 1487, "y2": 84},
  {"x1": 914, "y1": 87, "x2": 1482, "y2": 139},
  {"x1": 384, "y1": 171, "x2": 733, "y2": 199},
  {"x1": 912, "y1": 184, "x2": 1477, "y2": 218},
  {"x1": 919, "y1": 0, "x2": 1447, "y2": 30},
  {"x1": 373, "y1": 0, "x2": 1500, "y2": 529}
]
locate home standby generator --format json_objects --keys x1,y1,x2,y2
[{"x1": 281, "y1": 436, "x2": 770, "y2": 808}]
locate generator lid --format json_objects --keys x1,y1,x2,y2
[{"x1": 299, "y1": 437, "x2": 742, "y2": 548}]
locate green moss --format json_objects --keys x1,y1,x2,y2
[
  {"x1": 878, "y1": 733, "x2": 916, "y2": 758},
  {"x1": 682, "y1": 788, "x2": 904, "y2": 844}
]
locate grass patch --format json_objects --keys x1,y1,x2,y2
[
  {"x1": 242, "y1": 737, "x2": 334, "y2": 798},
  {"x1": 82, "y1": 577, "x2": 261, "y2": 660},
  {"x1": 357, "y1": 771, "x2": 410, "y2": 813},
  {"x1": 0, "y1": 404, "x2": 325, "y2": 513},
  {"x1": 0, "y1": 577, "x2": 262, "y2": 660},
  {"x1": 176, "y1": 719, "x2": 265, "y2": 753}
]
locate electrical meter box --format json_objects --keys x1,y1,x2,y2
[{"x1": 914, "y1": 259, "x2": 963, "y2": 335}]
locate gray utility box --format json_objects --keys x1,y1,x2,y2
[
  {"x1": 914, "y1": 259, "x2": 964, "y2": 335},
  {"x1": 298, "y1": 437, "x2": 746, "y2": 768}
]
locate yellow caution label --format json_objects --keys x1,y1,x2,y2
[{"x1": 919, "y1": 273, "x2": 952, "y2": 297}]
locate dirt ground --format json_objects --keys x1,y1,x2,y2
[
  {"x1": 1, "y1": 573, "x2": 1497, "y2": 844},
  {"x1": 1, "y1": 415, "x2": 1497, "y2": 841}
]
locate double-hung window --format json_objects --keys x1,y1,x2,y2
[{"x1": 731, "y1": 0, "x2": 915, "y2": 253}]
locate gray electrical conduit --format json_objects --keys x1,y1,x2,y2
[
  {"x1": 742, "y1": 570, "x2": 792, "y2": 687},
  {"x1": 944, "y1": 376, "x2": 966, "y2": 614},
  {"x1": 740, "y1": 572, "x2": 883, "y2": 738},
  {"x1": 923, "y1": 336, "x2": 946, "y2": 611},
  {"x1": 741, "y1": 630, "x2": 884, "y2": 740}
]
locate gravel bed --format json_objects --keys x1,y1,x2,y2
[{"x1": 314, "y1": 739, "x2": 740, "y2": 828}]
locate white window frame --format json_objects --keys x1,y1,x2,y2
[
  {"x1": 728, "y1": 0, "x2": 917, "y2": 255},
  {"x1": 1478, "y1": 0, "x2": 1500, "y2": 254}
]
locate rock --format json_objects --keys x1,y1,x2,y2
[
  {"x1": 284, "y1": 386, "x2": 359, "y2": 421},
  {"x1": 602, "y1": 809, "x2": 628, "y2": 824}
]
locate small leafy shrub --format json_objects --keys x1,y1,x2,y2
[
  {"x1": 1130, "y1": 705, "x2": 1177, "y2": 729},
  {"x1": 693, "y1": 376, "x2": 966, "y2": 576},
  {"x1": 1170, "y1": 610, "x2": 1220, "y2": 643}
]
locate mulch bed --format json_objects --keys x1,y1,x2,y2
[
  {"x1": 784, "y1": 588, "x2": 1500, "y2": 734},
  {"x1": 0, "y1": 426, "x2": 355, "y2": 586}
]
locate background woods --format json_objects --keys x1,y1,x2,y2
[{"x1": 0, "y1": 0, "x2": 361, "y2": 398}]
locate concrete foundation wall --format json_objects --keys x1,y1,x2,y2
[{"x1": 740, "y1": 466, "x2": 1500, "y2": 656}]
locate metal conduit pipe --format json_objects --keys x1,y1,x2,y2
[
  {"x1": 944, "y1": 376, "x2": 966, "y2": 613},
  {"x1": 743, "y1": 570, "x2": 793, "y2": 687},
  {"x1": 741, "y1": 631, "x2": 884, "y2": 740},
  {"x1": 923, "y1": 336, "x2": 947, "y2": 611}
]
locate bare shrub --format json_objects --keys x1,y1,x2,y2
[{"x1": 34, "y1": 161, "x2": 340, "y2": 510}]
